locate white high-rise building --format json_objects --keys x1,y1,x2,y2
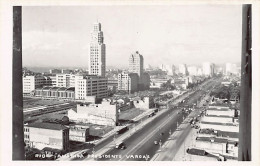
[
  {"x1": 118, "y1": 72, "x2": 139, "y2": 93},
  {"x1": 89, "y1": 22, "x2": 106, "y2": 77},
  {"x1": 225, "y1": 63, "x2": 238, "y2": 75},
  {"x1": 202, "y1": 62, "x2": 215, "y2": 76},
  {"x1": 129, "y1": 51, "x2": 144, "y2": 78},
  {"x1": 160, "y1": 64, "x2": 174, "y2": 75},
  {"x1": 178, "y1": 64, "x2": 188, "y2": 76}
]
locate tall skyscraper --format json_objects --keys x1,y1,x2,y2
[
  {"x1": 202, "y1": 62, "x2": 215, "y2": 76},
  {"x1": 129, "y1": 51, "x2": 144, "y2": 78},
  {"x1": 89, "y1": 22, "x2": 106, "y2": 77},
  {"x1": 118, "y1": 51, "x2": 149, "y2": 93},
  {"x1": 178, "y1": 64, "x2": 188, "y2": 76}
]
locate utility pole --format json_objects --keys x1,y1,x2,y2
[{"x1": 92, "y1": 147, "x2": 95, "y2": 161}]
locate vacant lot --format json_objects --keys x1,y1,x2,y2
[
  {"x1": 119, "y1": 108, "x2": 145, "y2": 120},
  {"x1": 23, "y1": 98, "x2": 68, "y2": 109}
]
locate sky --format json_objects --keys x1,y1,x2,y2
[{"x1": 22, "y1": 5, "x2": 242, "y2": 68}]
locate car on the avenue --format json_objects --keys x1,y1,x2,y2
[{"x1": 115, "y1": 142, "x2": 126, "y2": 150}]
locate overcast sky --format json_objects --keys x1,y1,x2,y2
[{"x1": 22, "y1": 5, "x2": 242, "y2": 68}]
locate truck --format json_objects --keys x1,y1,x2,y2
[
  {"x1": 153, "y1": 108, "x2": 159, "y2": 113},
  {"x1": 116, "y1": 126, "x2": 129, "y2": 135}
]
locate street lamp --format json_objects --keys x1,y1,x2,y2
[
  {"x1": 113, "y1": 135, "x2": 116, "y2": 143},
  {"x1": 159, "y1": 140, "x2": 162, "y2": 149},
  {"x1": 92, "y1": 147, "x2": 96, "y2": 160}
]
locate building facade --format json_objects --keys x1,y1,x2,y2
[
  {"x1": 68, "y1": 99, "x2": 118, "y2": 126},
  {"x1": 23, "y1": 75, "x2": 46, "y2": 95},
  {"x1": 118, "y1": 72, "x2": 139, "y2": 93},
  {"x1": 56, "y1": 74, "x2": 75, "y2": 88},
  {"x1": 35, "y1": 87, "x2": 75, "y2": 100},
  {"x1": 89, "y1": 22, "x2": 106, "y2": 77},
  {"x1": 129, "y1": 51, "x2": 144, "y2": 78},
  {"x1": 75, "y1": 75, "x2": 108, "y2": 100},
  {"x1": 125, "y1": 51, "x2": 150, "y2": 92},
  {"x1": 24, "y1": 123, "x2": 69, "y2": 151},
  {"x1": 69, "y1": 125, "x2": 90, "y2": 142}
]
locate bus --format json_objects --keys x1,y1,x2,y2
[{"x1": 116, "y1": 126, "x2": 129, "y2": 134}]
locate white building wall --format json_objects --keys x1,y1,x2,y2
[
  {"x1": 133, "y1": 97, "x2": 152, "y2": 109},
  {"x1": 75, "y1": 75, "x2": 108, "y2": 100},
  {"x1": 23, "y1": 76, "x2": 35, "y2": 93},
  {"x1": 195, "y1": 141, "x2": 226, "y2": 154},
  {"x1": 29, "y1": 128, "x2": 64, "y2": 150},
  {"x1": 23, "y1": 76, "x2": 46, "y2": 94},
  {"x1": 68, "y1": 102, "x2": 118, "y2": 126}
]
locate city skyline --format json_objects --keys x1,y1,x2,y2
[{"x1": 23, "y1": 5, "x2": 242, "y2": 68}]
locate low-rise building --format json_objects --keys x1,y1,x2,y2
[
  {"x1": 198, "y1": 129, "x2": 239, "y2": 141},
  {"x1": 201, "y1": 115, "x2": 234, "y2": 124},
  {"x1": 195, "y1": 137, "x2": 238, "y2": 158},
  {"x1": 132, "y1": 96, "x2": 154, "y2": 109},
  {"x1": 68, "y1": 99, "x2": 118, "y2": 126},
  {"x1": 69, "y1": 125, "x2": 89, "y2": 142},
  {"x1": 150, "y1": 78, "x2": 168, "y2": 89},
  {"x1": 35, "y1": 87, "x2": 75, "y2": 100},
  {"x1": 199, "y1": 122, "x2": 239, "y2": 132},
  {"x1": 24, "y1": 123, "x2": 69, "y2": 151}
]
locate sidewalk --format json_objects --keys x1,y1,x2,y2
[{"x1": 151, "y1": 110, "x2": 199, "y2": 161}]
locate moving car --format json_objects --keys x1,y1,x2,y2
[{"x1": 115, "y1": 142, "x2": 126, "y2": 150}]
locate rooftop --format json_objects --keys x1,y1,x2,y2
[
  {"x1": 42, "y1": 86, "x2": 53, "y2": 90},
  {"x1": 201, "y1": 121, "x2": 238, "y2": 126},
  {"x1": 27, "y1": 122, "x2": 68, "y2": 130},
  {"x1": 199, "y1": 129, "x2": 239, "y2": 138},
  {"x1": 205, "y1": 115, "x2": 234, "y2": 118},
  {"x1": 196, "y1": 136, "x2": 238, "y2": 145},
  {"x1": 207, "y1": 108, "x2": 231, "y2": 111},
  {"x1": 196, "y1": 136, "x2": 228, "y2": 144}
]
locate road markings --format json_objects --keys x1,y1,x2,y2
[{"x1": 119, "y1": 111, "x2": 178, "y2": 161}]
